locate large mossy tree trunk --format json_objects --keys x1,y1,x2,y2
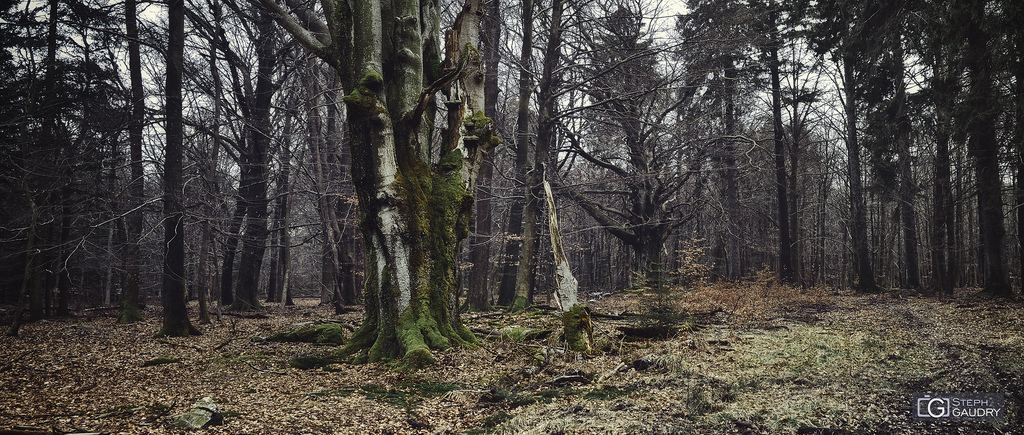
[{"x1": 257, "y1": 0, "x2": 496, "y2": 366}]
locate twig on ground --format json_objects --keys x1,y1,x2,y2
[
  {"x1": 244, "y1": 360, "x2": 287, "y2": 375},
  {"x1": 0, "y1": 350, "x2": 34, "y2": 373}
]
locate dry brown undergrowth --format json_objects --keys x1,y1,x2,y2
[{"x1": 1, "y1": 285, "x2": 1022, "y2": 434}]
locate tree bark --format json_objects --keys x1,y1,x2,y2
[
  {"x1": 466, "y1": 0, "x2": 501, "y2": 311},
  {"x1": 1015, "y1": 14, "x2": 1024, "y2": 298},
  {"x1": 894, "y1": 41, "x2": 920, "y2": 290},
  {"x1": 327, "y1": 96, "x2": 358, "y2": 308},
  {"x1": 231, "y1": 8, "x2": 278, "y2": 310},
  {"x1": 497, "y1": 0, "x2": 535, "y2": 307},
  {"x1": 219, "y1": 196, "x2": 244, "y2": 306},
  {"x1": 512, "y1": 0, "x2": 565, "y2": 313},
  {"x1": 927, "y1": 35, "x2": 956, "y2": 295},
  {"x1": 769, "y1": 37, "x2": 793, "y2": 284},
  {"x1": 158, "y1": 0, "x2": 199, "y2": 337},
  {"x1": 723, "y1": 58, "x2": 741, "y2": 280},
  {"x1": 843, "y1": 53, "x2": 878, "y2": 293},
  {"x1": 195, "y1": 4, "x2": 223, "y2": 324},
  {"x1": 258, "y1": 0, "x2": 498, "y2": 365},
  {"x1": 544, "y1": 181, "x2": 577, "y2": 311},
  {"x1": 965, "y1": 0, "x2": 1010, "y2": 296}
]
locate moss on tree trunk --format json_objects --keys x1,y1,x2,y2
[
  {"x1": 343, "y1": 151, "x2": 478, "y2": 367},
  {"x1": 259, "y1": 0, "x2": 494, "y2": 367}
]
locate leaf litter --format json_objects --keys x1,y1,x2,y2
[{"x1": 1, "y1": 285, "x2": 1022, "y2": 434}]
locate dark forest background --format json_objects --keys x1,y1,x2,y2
[{"x1": 2, "y1": 0, "x2": 1023, "y2": 325}]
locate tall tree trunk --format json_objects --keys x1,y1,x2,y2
[
  {"x1": 7, "y1": 197, "x2": 39, "y2": 336},
  {"x1": 932, "y1": 59, "x2": 955, "y2": 295},
  {"x1": 119, "y1": 0, "x2": 146, "y2": 315},
  {"x1": 268, "y1": 131, "x2": 294, "y2": 304},
  {"x1": 280, "y1": 139, "x2": 301, "y2": 307},
  {"x1": 512, "y1": 172, "x2": 542, "y2": 312},
  {"x1": 843, "y1": 53, "x2": 878, "y2": 293},
  {"x1": 253, "y1": 0, "x2": 495, "y2": 366},
  {"x1": 335, "y1": 199, "x2": 358, "y2": 306},
  {"x1": 965, "y1": 0, "x2": 1010, "y2": 296},
  {"x1": 788, "y1": 101, "x2": 803, "y2": 286},
  {"x1": 1015, "y1": 14, "x2": 1024, "y2": 296},
  {"x1": 266, "y1": 228, "x2": 280, "y2": 303},
  {"x1": 512, "y1": 0, "x2": 564, "y2": 313},
  {"x1": 27, "y1": 0, "x2": 61, "y2": 322},
  {"x1": 894, "y1": 42, "x2": 920, "y2": 290},
  {"x1": 196, "y1": 5, "x2": 222, "y2": 324},
  {"x1": 158, "y1": 0, "x2": 199, "y2": 337},
  {"x1": 327, "y1": 96, "x2": 357, "y2": 308},
  {"x1": 497, "y1": 0, "x2": 535, "y2": 307},
  {"x1": 467, "y1": 0, "x2": 501, "y2": 311},
  {"x1": 56, "y1": 202, "x2": 71, "y2": 316},
  {"x1": 723, "y1": 59, "x2": 741, "y2": 280},
  {"x1": 219, "y1": 197, "x2": 244, "y2": 305},
  {"x1": 769, "y1": 26, "x2": 793, "y2": 284},
  {"x1": 231, "y1": 9, "x2": 277, "y2": 310}
]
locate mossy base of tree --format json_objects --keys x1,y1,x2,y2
[
  {"x1": 562, "y1": 304, "x2": 593, "y2": 352},
  {"x1": 342, "y1": 307, "x2": 476, "y2": 369},
  {"x1": 460, "y1": 301, "x2": 494, "y2": 313},
  {"x1": 229, "y1": 299, "x2": 262, "y2": 311},
  {"x1": 975, "y1": 284, "x2": 1016, "y2": 299},
  {"x1": 117, "y1": 304, "x2": 143, "y2": 324},
  {"x1": 155, "y1": 318, "x2": 200, "y2": 338},
  {"x1": 508, "y1": 296, "x2": 530, "y2": 314}
]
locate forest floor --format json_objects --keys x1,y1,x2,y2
[{"x1": 1, "y1": 282, "x2": 1023, "y2": 435}]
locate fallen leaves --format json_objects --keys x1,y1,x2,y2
[{"x1": 0, "y1": 288, "x2": 1022, "y2": 434}]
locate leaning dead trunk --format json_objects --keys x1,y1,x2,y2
[{"x1": 544, "y1": 181, "x2": 577, "y2": 311}]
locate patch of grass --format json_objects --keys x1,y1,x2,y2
[
  {"x1": 359, "y1": 381, "x2": 462, "y2": 407},
  {"x1": 534, "y1": 388, "x2": 580, "y2": 403},
  {"x1": 482, "y1": 411, "x2": 514, "y2": 428},
  {"x1": 141, "y1": 356, "x2": 180, "y2": 367},
  {"x1": 677, "y1": 322, "x2": 939, "y2": 430},
  {"x1": 148, "y1": 404, "x2": 172, "y2": 415},
  {"x1": 229, "y1": 353, "x2": 268, "y2": 363},
  {"x1": 481, "y1": 389, "x2": 537, "y2": 408},
  {"x1": 289, "y1": 354, "x2": 340, "y2": 370},
  {"x1": 582, "y1": 386, "x2": 635, "y2": 400}
]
